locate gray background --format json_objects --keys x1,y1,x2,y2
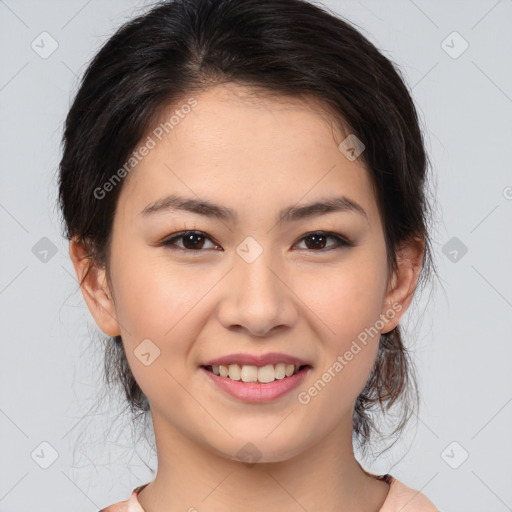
[{"x1": 1, "y1": 0, "x2": 511, "y2": 510}]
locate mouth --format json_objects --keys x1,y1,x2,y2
[
  {"x1": 200, "y1": 362, "x2": 312, "y2": 402},
  {"x1": 201, "y1": 363, "x2": 311, "y2": 384}
]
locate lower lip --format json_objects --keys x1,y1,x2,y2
[{"x1": 200, "y1": 366, "x2": 311, "y2": 403}]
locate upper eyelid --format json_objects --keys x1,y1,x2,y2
[
  {"x1": 160, "y1": 230, "x2": 353, "y2": 250},
  {"x1": 163, "y1": 230, "x2": 219, "y2": 244}
]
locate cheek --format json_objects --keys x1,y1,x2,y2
[
  {"x1": 110, "y1": 259, "x2": 209, "y2": 405},
  {"x1": 108, "y1": 243, "x2": 207, "y2": 369},
  {"x1": 110, "y1": 237, "x2": 206, "y2": 335},
  {"x1": 292, "y1": 282, "x2": 385, "y2": 424},
  {"x1": 297, "y1": 249, "x2": 389, "y2": 344},
  {"x1": 293, "y1": 247, "x2": 389, "y2": 398}
]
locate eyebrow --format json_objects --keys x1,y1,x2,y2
[{"x1": 140, "y1": 193, "x2": 368, "y2": 223}]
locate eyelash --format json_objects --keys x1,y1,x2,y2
[{"x1": 158, "y1": 230, "x2": 355, "y2": 254}]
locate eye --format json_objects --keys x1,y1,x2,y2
[
  {"x1": 158, "y1": 230, "x2": 354, "y2": 253},
  {"x1": 294, "y1": 231, "x2": 354, "y2": 251},
  {"x1": 159, "y1": 231, "x2": 220, "y2": 252}
]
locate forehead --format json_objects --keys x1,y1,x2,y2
[{"x1": 116, "y1": 83, "x2": 379, "y2": 226}]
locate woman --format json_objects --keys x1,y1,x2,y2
[{"x1": 58, "y1": 0, "x2": 439, "y2": 509}]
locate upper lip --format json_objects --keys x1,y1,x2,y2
[{"x1": 201, "y1": 352, "x2": 312, "y2": 368}]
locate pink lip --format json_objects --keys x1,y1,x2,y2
[
  {"x1": 201, "y1": 352, "x2": 311, "y2": 367},
  {"x1": 200, "y1": 366, "x2": 311, "y2": 403}
]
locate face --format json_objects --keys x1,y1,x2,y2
[{"x1": 77, "y1": 83, "x2": 414, "y2": 464}]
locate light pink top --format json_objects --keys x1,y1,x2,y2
[{"x1": 99, "y1": 474, "x2": 438, "y2": 511}]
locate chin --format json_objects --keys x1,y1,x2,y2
[{"x1": 204, "y1": 433, "x2": 310, "y2": 466}]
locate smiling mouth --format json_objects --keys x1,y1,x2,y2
[{"x1": 202, "y1": 363, "x2": 311, "y2": 384}]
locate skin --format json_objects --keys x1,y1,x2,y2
[{"x1": 70, "y1": 83, "x2": 423, "y2": 512}]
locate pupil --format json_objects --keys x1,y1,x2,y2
[
  {"x1": 307, "y1": 234, "x2": 325, "y2": 249},
  {"x1": 184, "y1": 233, "x2": 203, "y2": 249}
]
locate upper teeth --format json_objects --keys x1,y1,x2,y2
[{"x1": 211, "y1": 363, "x2": 299, "y2": 383}]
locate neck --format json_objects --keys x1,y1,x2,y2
[{"x1": 137, "y1": 410, "x2": 390, "y2": 512}]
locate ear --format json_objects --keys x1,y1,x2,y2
[
  {"x1": 380, "y1": 236, "x2": 424, "y2": 334},
  {"x1": 69, "y1": 237, "x2": 121, "y2": 337}
]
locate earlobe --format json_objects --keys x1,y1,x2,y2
[
  {"x1": 68, "y1": 238, "x2": 121, "y2": 337},
  {"x1": 381, "y1": 237, "x2": 424, "y2": 334}
]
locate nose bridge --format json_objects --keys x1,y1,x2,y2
[
  {"x1": 238, "y1": 249, "x2": 280, "y2": 299},
  {"x1": 217, "y1": 236, "x2": 297, "y2": 336},
  {"x1": 236, "y1": 240, "x2": 283, "y2": 310}
]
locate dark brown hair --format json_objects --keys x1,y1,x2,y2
[{"x1": 58, "y1": 0, "x2": 436, "y2": 458}]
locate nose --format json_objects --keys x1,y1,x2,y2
[{"x1": 216, "y1": 251, "x2": 299, "y2": 338}]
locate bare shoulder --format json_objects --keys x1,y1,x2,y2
[
  {"x1": 380, "y1": 476, "x2": 439, "y2": 512},
  {"x1": 99, "y1": 501, "x2": 130, "y2": 512}
]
